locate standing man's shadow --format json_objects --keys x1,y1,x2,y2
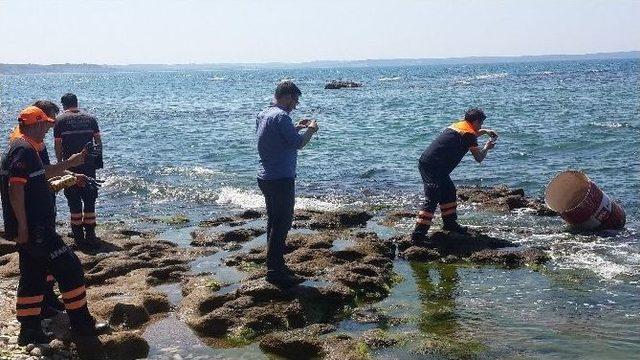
[{"x1": 410, "y1": 262, "x2": 460, "y2": 336}]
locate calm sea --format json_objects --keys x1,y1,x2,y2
[{"x1": 1, "y1": 58, "x2": 638, "y2": 358}]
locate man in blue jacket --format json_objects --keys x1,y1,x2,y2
[{"x1": 256, "y1": 81, "x2": 318, "y2": 288}]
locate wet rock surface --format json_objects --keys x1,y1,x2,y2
[
  {"x1": 198, "y1": 210, "x2": 263, "y2": 227},
  {"x1": 258, "y1": 324, "x2": 334, "y2": 359},
  {"x1": 0, "y1": 203, "x2": 558, "y2": 359},
  {"x1": 325, "y1": 80, "x2": 363, "y2": 89},
  {"x1": 383, "y1": 185, "x2": 557, "y2": 227},
  {"x1": 0, "y1": 239, "x2": 16, "y2": 256},
  {"x1": 397, "y1": 229, "x2": 550, "y2": 268},
  {"x1": 292, "y1": 210, "x2": 373, "y2": 230},
  {"x1": 457, "y1": 185, "x2": 557, "y2": 216},
  {"x1": 190, "y1": 227, "x2": 265, "y2": 247},
  {"x1": 181, "y1": 230, "x2": 397, "y2": 340},
  {"x1": 0, "y1": 225, "x2": 209, "y2": 359}
]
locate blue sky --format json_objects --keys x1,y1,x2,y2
[{"x1": 1, "y1": 0, "x2": 638, "y2": 64}]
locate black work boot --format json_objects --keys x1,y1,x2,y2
[
  {"x1": 42, "y1": 304, "x2": 62, "y2": 319},
  {"x1": 71, "y1": 321, "x2": 111, "y2": 337},
  {"x1": 411, "y1": 222, "x2": 430, "y2": 244},
  {"x1": 71, "y1": 224, "x2": 85, "y2": 244},
  {"x1": 442, "y1": 218, "x2": 468, "y2": 234},
  {"x1": 18, "y1": 327, "x2": 52, "y2": 346},
  {"x1": 74, "y1": 334, "x2": 106, "y2": 360},
  {"x1": 266, "y1": 270, "x2": 304, "y2": 288},
  {"x1": 84, "y1": 224, "x2": 98, "y2": 243}
]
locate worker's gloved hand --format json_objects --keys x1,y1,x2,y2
[
  {"x1": 84, "y1": 142, "x2": 100, "y2": 156},
  {"x1": 67, "y1": 149, "x2": 87, "y2": 168},
  {"x1": 84, "y1": 177, "x2": 104, "y2": 191},
  {"x1": 49, "y1": 175, "x2": 77, "y2": 192},
  {"x1": 84, "y1": 142, "x2": 103, "y2": 167}
]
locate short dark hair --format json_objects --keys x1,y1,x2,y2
[
  {"x1": 32, "y1": 100, "x2": 60, "y2": 118},
  {"x1": 274, "y1": 81, "x2": 302, "y2": 100},
  {"x1": 464, "y1": 108, "x2": 486, "y2": 122},
  {"x1": 61, "y1": 93, "x2": 78, "y2": 109}
]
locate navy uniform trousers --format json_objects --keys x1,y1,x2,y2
[
  {"x1": 17, "y1": 222, "x2": 95, "y2": 333},
  {"x1": 414, "y1": 162, "x2": 459, "y2": 233}
]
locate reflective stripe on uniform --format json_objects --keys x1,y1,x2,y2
[
  {"x1": 61, "y1": 285, "x2": 86, "y2": 300},
  {"x1": 64, "y1": 298, "x2": 87, "y2": 310},
  {"x1": 16, "y1": 295, "x2": 44, "y2": 305},
  {"x1": 60, "y1": 130, "x2": 95, "y2": 136},
  {"x1": 439, "y1": 202, "x2": 457, "y2": 210},
  {"x1": 16, "y1": 307, "x2": 41, "y2": 317},
  {"x1": 442, "y1": 208, "x2": 457, "y2": 216},
  {"x1": 29, "y1": 169, "x2": 45, "y2": 177}
]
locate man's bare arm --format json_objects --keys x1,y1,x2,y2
[
  {"x1": 54, "y1": 139, "x2": 63, "y2": 163},
  {"x1": 44, "y1": 149, "x2": 87, "y2": 179},
  {"x1": 469, "y1": 140, "x2": 496, "y2": 163},
  {"x1": 478, "y1": 129, "x2": 498, "y2": 138},
  {"x1": 9, "y1": 183, "x2": 28, "y2": 244}
]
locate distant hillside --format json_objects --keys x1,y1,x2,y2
[{"x1": 1, "y1": 51, "x2": 638, "y2": 74}]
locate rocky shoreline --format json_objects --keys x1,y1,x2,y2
[{"x1": 0, "y1": 185, "x2": 558, "y2": 359}]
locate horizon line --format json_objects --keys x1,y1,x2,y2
[{"x1": 2, "y1": 49, "x2": 639, "y2": 67}]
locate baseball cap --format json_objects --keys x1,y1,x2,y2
[{"x1": 18, "y1": 106, "x2": 55, "y2": 125}]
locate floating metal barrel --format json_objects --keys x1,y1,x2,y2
[{"x1": 544, "y1": 170, "x2": 626, "y2": 230}]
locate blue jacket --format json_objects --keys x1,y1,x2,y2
[{"x1": 256, "y1": 106, "x2": 303, "y2": 180}]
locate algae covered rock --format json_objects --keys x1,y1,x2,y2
[
  {"x1": 259, "y1": 326, "x2": 327, "y2": 359},
  {"x1": 361, "y1": 328, "x2": 398, "y2": 348},
  {"x1": 190, "y1": 228, "x2": 265, "y2": 247},
  {"x1": 141, "y1": 291, "x2": 171, "y2": 314},
  {"x1": 400, "y1": 246, "x2": 441, "y2": 261},
  {"x1": 0, "y1": 239, "x2": 16, "y2": 256},
  {"x1": 424, "y1": 229, "x2": 514, "y2": 257},
  {"x1": 469, "y1": 248, "x2": 550, "y2": 268},
  {"x1": 308, "y1": 210, "x2": 373, "y2": 230},
  {"x1": 101, "y1": 331, "x2": 150, "y2": 360},
  {"x1": 109, "y1": 303, "x2": 150, "y2": 328}
]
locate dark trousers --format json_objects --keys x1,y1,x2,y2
[
  {"x1": 17, "y1": 224, "x2": 95, "y2": 332},
  {"x1": 257, "y1": 177, "x2": 295, "y2": 273},
  {"x1": 64, "y1": 185, "x2": 98, "y2": 227},
  {"x1": 414, "y1": 162, "x2": 459, "y2": 233}
]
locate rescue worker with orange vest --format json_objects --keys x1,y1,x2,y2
[
  {"x1": 0, "y1": 106, "x2": 107, "y2": 348},
  {"x1": 54, "y1": 93, "x2": 103, "y2": 248},
  {"x1": 20, "y1": 101, "x2": 67, "y2": 319},
  {"x1": 412, "y1": 108, "x2": 498, "y2": 241}
]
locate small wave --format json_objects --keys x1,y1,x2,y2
[
  {"x1": 157, "y1": 166, "x2": 222, "y2": 177},
  {"x1": 215, "y1": 186, "x2": 340, "y2": 211},
  {"x1": 588, "y1": 122, "x2": 635, "y2": 129},
  {"x1": 101, "y1": 174, "x2": 220, "y2": 203},
  {"x1": 473, "y1": 72, "x2": 508, "y2": 80},
  {"x1": 209, "y1": 76, "x2": 226, "y2": 81},
  {"x1": 561, "y1": 251, "x2": 634, "y2": 280},
  {"x1": 359, "y1": 168, "x2": 387, "y2": 179},
  {"x1": 546, "y1": 233, "x2": 639, "y2": 280},
  {"x1": 455, "y1": 72, "x2": 508, "y2": 85},
  {"x1": 379, "y1": 76, "x2": 401, "y2": 81},
  {"x1": 529, "y1": 71, "x2": 555, "y2": 76}
]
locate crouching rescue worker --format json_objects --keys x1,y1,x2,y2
[
  {"x1": 412, "y1": 108, "x2": 498, "y2": 241},
  {"x1": 54, "y1": 93, "x2": 103, "y2": 248},
  {"x1": 0, "y1": 106, "x2": 108, "y2": 350}
]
